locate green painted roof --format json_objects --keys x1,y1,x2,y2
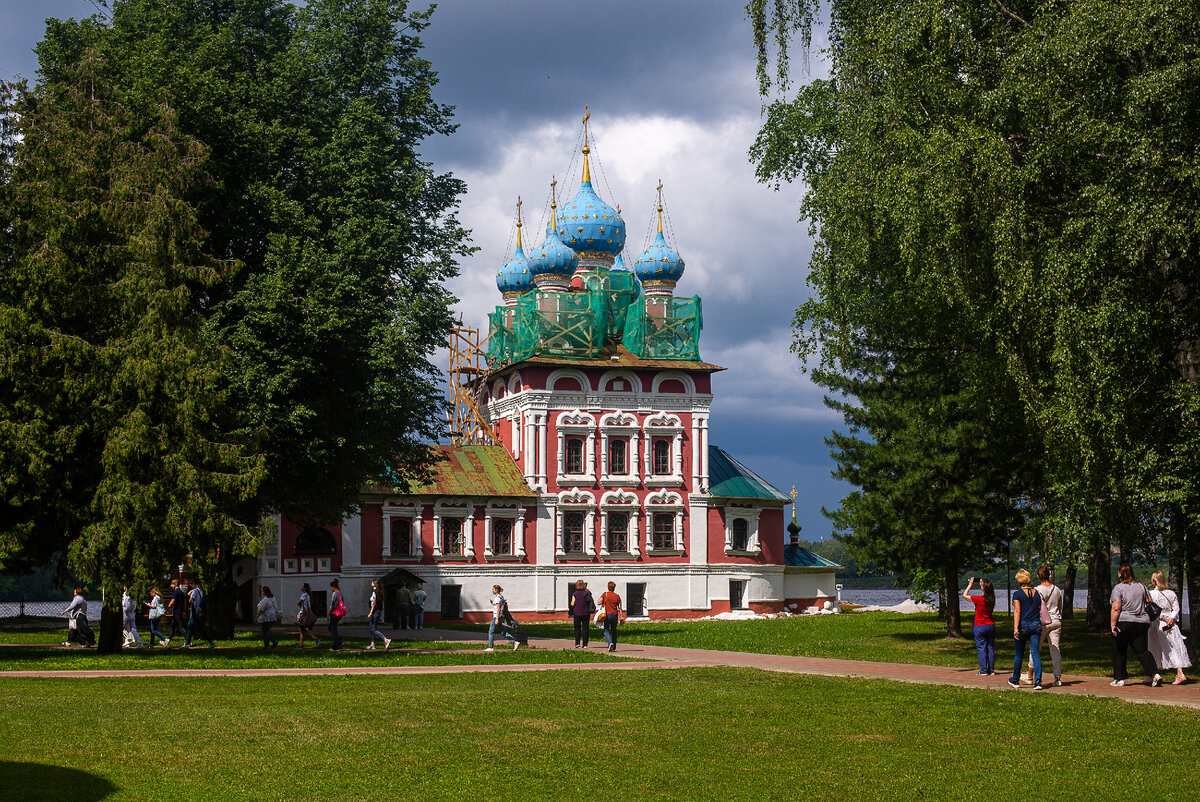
[
  {"x1": 708, "y1": 445, "x2": 791, "y2": 502},
  {"x1": 784, "y1": 544, "x2": 842, "y2": 568},
  {"x1": 370, "y1": 445, "x2": 537, "y2": 499}
]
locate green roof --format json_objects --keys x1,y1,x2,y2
[
  {"x1": 707, "y1": 446, "x2": 790, "y2": 502},
  {"x1": 784, "y1": 544, "x2": 842, "y2": 568},
  {"x1": 369, "y1": 445, "x2": 537, "y2": 499}
]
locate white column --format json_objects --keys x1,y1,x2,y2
[
  {"x1": 524, "y1": 413, "x2": 534, "y2": 482},
  {"x1": 513, "y1": 415, "x2": 521, "y2": 459},
  {"x1": 631, "y1": 509, "x2": 642, "y2": 557},
  {"x1": 413, "y1": 515, "x2": 423, "y2": 558},
  {"x1": 631, "y1": 432, "x2": 641, "y2": 482},
  {"x1": 465, "y1": 511, "x2": 476, "y2": 559},
  {"x1": 700, "y1": 416, "x2": 710, "y2": 492},
  {"x1": 691, "y1": 416, "x2": 700, "y2": 489},
  {"x1": 599, "y1": 511, "x2": 610, "y2": 557},
  {"x1": 585, "y1": 510, "x2": 596, "y2": 556},
  {"x1": 484, "y1": 514, "x2": 494, "y2": 558},
  {"x1": 516, "y1": 511, "x2": 527, "y2": 557},
  {"x1": 554, "y1": 507, "x2": 564, "y2": 557},
  {"x1": 586, "y1": 431, "x2": 596, "y2": 477},
  {"x1": 643, "y1": 432, "x2": 651, "y2": 478},
  {"x1": 676, "y1": 510, "x2": 685, "y2": 552},
  {"x1": 600, "y1": 431, "x2": 609, "y2": 477},
  {"x1": 432, "y1": 514, "x2": 442, "y2": 558},
  {"x1": 645, "y1": 509, "x2": 655, "y2": 553},
  {"x1": 381, "y1": 517, "x2": 392, "y2": 557},
  {"x1": 538, "y1": 415, "x2": 548, "y2": 490},
  {"x1": 673, "y1": 432, "x2": 683, "y2": 478},
  {"x1": 556, "y1": 429, "x2": 565, "y2": 477},
  {"x1": 723, "y1": 511, "x2": 732, "y2": 553}
]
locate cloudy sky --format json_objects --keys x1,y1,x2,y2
[{"x1": 3, "y1": 0, "x2": 849, "y2": 542}]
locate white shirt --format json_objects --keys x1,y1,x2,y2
[
  {"x1": 491, "y1": 594, "x2": 505, "y2": 621},
  {"x1": 1036, "y1": 584, "x2": 1063, "y2": 621},
  {"x1": 257, "y1": 596, "x2": 278, "y2": 622}
]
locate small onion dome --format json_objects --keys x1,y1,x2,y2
[
  {"x1": 530, "y1": 229, "x2": 578, "y2": 284},
  {"x1": 634, "y1": 182, "x2": 685, "y2": 290},
  {"x1": 496, "y1": 243, "x2": 533, "y2": 296},
  {"x1": 612, "y1": 254, "x2": 628, "y2": 271}
]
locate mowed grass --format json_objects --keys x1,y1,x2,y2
[
  {"x1": 2, "y1": 667, "x2": 1198, "y2": 800},
  {"x1": 0, "y1": 626, "x2": 628, "y2": 671},
  {"x1": 445, "y1": 611, "x2": 1122, "y2": 675}
]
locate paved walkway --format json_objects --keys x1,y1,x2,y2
[{"x1": 4, "y1": 626, "x2": 1197, "y2": 710}]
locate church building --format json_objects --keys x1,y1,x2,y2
[{"x1": 248, "y1": 115, "x2": 838, "y2": 623}]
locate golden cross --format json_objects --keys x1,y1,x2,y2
[
  {"x1": 515, "y1": 196, "x2": 523, "y2": 225},
  {"x1": 550, "y1": 175, "x2": 557, "y2": 205},
  {"x1": 790, "y1": 485, "x2": 798, "y2": 522},
  {"x1": 582, "y1": 104, "x2": 590, "y2": 146}
]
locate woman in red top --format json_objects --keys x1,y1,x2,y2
[
  {"x1": 963, "y1": 577, "x2": 996, "y2": 675},
  {"x1": 598, "y1": 581, "x2": 623, "y2": 652}
]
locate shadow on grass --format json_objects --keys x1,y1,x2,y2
[{"x1": 0, "y1": 761, "x2": 115, "y2": 801}]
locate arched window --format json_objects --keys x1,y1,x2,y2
[
  {"x1": 295, "y1": 526, "x2": 337, "y2": 555},
  {"x1": 653, "y1": 513, "x2": 674, "y2": 550},
  {"x1": 653, "y1": 439, "x2": 671, "y2": 475},
  {"x1": 608, "y1": 512, "x2": 629, "y2": 553},
  {"x1": 608, "y1": 438, "x2": 627, "y2": 475},
  {"x1": 564, "y1": 512, "x2": 585, "y2": 553},
  {"x1": 493, "y1": 518, "x2": 513, "y2": 556},
  {"x1": 565, "y1": 438, "x2": 584, "y2": 474},
  {"x1": 731, "y1": 518, "x2": 749, "y2": 551},
  {"x1": 442, "y1": 518, "x2": 464, "y2": 556},
  {"x1": 391, "y1": 519, "x2": 413, "y2": 556}
]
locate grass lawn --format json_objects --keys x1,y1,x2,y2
[
  {"x1": 2, "y1": 667, "x2": 1197, "y2": 800},
  {"x1": 0, "y1": 626, "x2": 628, "y2": 671},
  {"x1": 444, "y1": 612, "x2": 1124, "y2": 675}
]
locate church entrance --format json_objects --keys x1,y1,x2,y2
[
  {"x1": 729, "y1": 580, "x2": 746, "y2": 610},
  {"x1": 626, "y1": 583, "x2": 645, "y2": 617},
  {"x1": 441, "y1": 585, "x2": 462, "y2": 620}
]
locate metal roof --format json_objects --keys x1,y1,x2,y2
[
  {"x1": 784, "y1": 544, "x2": 842, "y2": 569},
  {"x1": 707, "y1": 445, "x2": 791, "y2": 502},
  {"x1": 369, "y1": 445, "x2": 537, "y2": 499}
]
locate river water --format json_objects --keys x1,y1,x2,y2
[{"x1": 844, "y1": 587, "x2": 1192, "y2": 615}]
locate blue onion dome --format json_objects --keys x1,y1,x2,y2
[
  {"x1": 634, "y1": 186, "x2": 684, "y2": 290},
  {"x1": 497, "y1": 199, "x2": 535, "y2": 297},
  {"x1": 529, "y1": 189, "x2": 578, "y2": 287},
  {"x1": 555, "y1": 140, "x2": 626, "y2": 257},
  {"x1": 612, "y1": 254, "x2": 628, "y2": 271}
]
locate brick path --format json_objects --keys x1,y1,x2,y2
[{"x1": 4, "y1": 626, "x2": 1198, "y2": 710}]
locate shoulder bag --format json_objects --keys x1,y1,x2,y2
[{"x1": 1144, "y1": 586, "x2": 1162, "y2": 621}]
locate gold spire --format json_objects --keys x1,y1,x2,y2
[
  {"x1": 550, "y1": 176, "x2": 559, "y2": 230},
  {"x1": 581, "y1": 104, "x2": 591, "y2": 184},
  {"x1": 656, "y1": 179, "x2": 664, "y2": 234},
  {"x1": 515, "y1": 196, "x2": 523, "y2": 249},
  {"x1": 790, "y1": 485, "x2": 798, "y2": 522}
]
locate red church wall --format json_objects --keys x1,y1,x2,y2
[
  {"x1": 759, "y1": 508, "x2": 785, "y2": 564},
  {"x1": 280, "y1": 518, "x2": 343, "y2": 573},
  {"x1": 359, "y1": 503, "x2": 384, "y2": 564}
]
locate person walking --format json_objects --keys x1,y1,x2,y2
[
  {"x1": 60, "y1": 587, "x2": 95, "y2": 647},
  {"x1": 367, "y1": 579, "x2": 391, "y2": 650},
  {"x1": 145, "y1": 588, "x2": 169, "y2": 647},
  {"x1": 599, "y1": 581, "x2": 623, "y2": 652},
  {"x1": 168, "y1": 579, "x2": 188, "y2": 639},
  {"x1": 180, "y1": 579, "x2": 215, "y2": 649},
  {"x1": 327, "y1": 579, "x2": 346, "y2": 649},
  {"x1": 395, "y1": 582, "x2": 413, "y2": 631},
  {"x1": 413, "y1": 584, "x2": 427, "y2": 630},
  {"x1": 485, "y1": 585, "x2": 519, "y2": 651},
  {"x1": 1147, "y1": 571, "x2": 1190, "y2": 685},
  {"x1": 296, "y1": 582, "x2": 319, "y2": 648},
  {"x1": 570, "y1": 580, "x2": 596, "y2": 648},
  {"x1": 1109, "y1": 563, "x2": 1162, "y2": 687},
  {"x1": 255, "y1": 585, "x2": 280, "y2": 648},
  {"x1": 1008, "y1": 569, "x2": 1044, "y2": 690},
  {"x1": 1026, "y1": 566, "x2": 1064, "y2": 687},
  {"x1": 962, "y1": 577, "x2": 995, "y2": 675},
  {"x1": 121, "y1": 585, "x2": 144, "y2": 648}
]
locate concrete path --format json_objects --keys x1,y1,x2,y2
[{"x1": 4, "y1": 626, "x2": 1198, "y2": 710}]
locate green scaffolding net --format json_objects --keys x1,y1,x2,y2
[{"x1": 485, "y1": 268, "x2": 702, "y2": 367}]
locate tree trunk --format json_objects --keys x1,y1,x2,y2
[
  {"x1": 206, "y1": 577, "x2": 240, "y2": 640},
  {"x1": 1062, "y1": 561, "x2": 1077, "y2": 620},
  {"x1": 1185, "y1": 519, "x2": 1200, "y2": 658},
  {"x1": 1086, "y1": 541, "x2": 1112, "y2": 631},
  {"x1": 944, "y1": 553, "x2": 963, "y2": 638},
  {"x1": 96, "y1": 602, "x2": 123, "y2": 655}
]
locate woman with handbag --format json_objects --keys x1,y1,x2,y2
[
  {"x1": 1025, "y1": 566, "x2": 1064, "y2": 687},
  {"x1": 327, "y1": 578, "x2": 346, "y2": 650},
  {"x1": 570, "y1": 579, "x2": 595, "y2": 648},
  {"x1": 1109, "y1": 563, "x2": 1162, "y2": 687},
  {"x1": 255, "y1": 585, "x2": 281, "y2": 648},
  {"x1": 296, "y1": 582, "x2": 319, "y2": 648},
  {"x1": 1146, "y1": 571, "x2": 1190, "y2": 685},
  {"x1": 145, "y1": 587, "x2": 170, "y2": 647},
  {"x1": 1008, "y1": 569, "x2": 1044, "y2": 690}
]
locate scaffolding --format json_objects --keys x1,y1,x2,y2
[{"x1": 447, "y1": 324, "x2": 497, "y2": 445}]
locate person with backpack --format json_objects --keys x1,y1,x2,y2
[
  {"x1": 570, "y1": 579, "x2": 596, "y2": 648},
  {"x1": 121, "y1": 584, "x2": 143, "y2": 649},
  {"x1": 327, "y1": 578, "x2": 346, "y2": 649},
  {"x1": 145, "y1": 587, "x2": 169, "y2": 647},
  {"x1": 598, "y1": 581, "x2": 623, "y2": 652},
  {"x1": 255, "y1": 585, "x2": 280, "y2": 648},
  {"x1": 180, "y1": 578, "x2": 215, "y2": 649},
  {"x1": 485, "y1": 584, "x2": 520, "y2": 651}
]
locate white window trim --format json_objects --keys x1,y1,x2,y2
[
  {"x1": 644, "y1": 489, "x2": 685, "y2": 553},
  {"x1": 643, "y1": 412, "x2": 684, "y2": 487},
  {"x1": 599, "y1": 410, "x2": 640, "y2": 486},
  {"x1": 599, "y1": 489, "x2": 640, "y2": 557},
  {"x1": 555, "y1": 489, "x2": 597, "y2": 557},
  {"x1": 483, "y1": 504, "x2": 526, "y2": 559},
  {"x1": 556, "y1": 409, "x2": 597, "y2": 485},
  {"x1": 432, "y1": 500, "x2": 474, "y2": 559},
  {"x1": 724, "y1": 507, "x2": 762, "y2": 555},
  {"x1": 382, "y1": 500, "x2": 422, "y2": 559}
]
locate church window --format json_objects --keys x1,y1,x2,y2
[
  {"x1": 608, "y1": 438, "x2": 627, "y2": 475},
  {"x1": 564, "y1": 512, "x2": 585, "y2": 553},
  {"x1": 442, "y1": 518, "x2": 464, "y2": 556},
  {"x1": 493, "y1": 518, "x2": 513, "y2": 556},
  {"x1": 652, "y1": 439, "x2": 671, "y2": 475},
  {"x1": 565, "y1": 438, "x2": 584, "y2": 474},
  {"x1": 391, "y1": 519, "x2": 413, "y2": 556},
  {"x1": 608, "y1": 512, "x2": 629, "y2": 553},
  {"x1": 732, "y1": 518, "x2": 749, "y2": 551},
  {"x1": 653, "y1": 513, "x2": 674, "y2": 550},
  {"x1": 295, "y1": 527, "x2": 337, "y2": 555}
]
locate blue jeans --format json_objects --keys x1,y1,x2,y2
[
  {"x1": 604, "y1": 613, "x2": 618, "y2": 648},
  {"x1": 973, "y1": 624, "x2": 995, "y2": 672},
  {"x1": 328, "y1": 616, "x2": 343, "y2": 648},
  {"x1": 1012, "y1": 624, "x2": 1042, "y2": 683},
  {"x1": 368, "y1": 611, "x2": 386, "y2": 643},
  {"x1": 414, "y1": 605, "x2": 424, "y2": 629},
  {"x1": 149, "y1": 617, "x2": 168, "y2": 643},
  {"x1": 260, "y1": 621, "x2": 278, "y2": 648},
  {"x1": 488, "y1": 619, "x2": 497, "y2": 648}
]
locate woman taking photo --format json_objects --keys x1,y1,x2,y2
[
  {"x1": 962, "y1": 577, "x2": 995, "y2": 675},
  {"x1": 1008, "y1": 569, "x2": 1044, "y2": 690},
  {"x1": 1146, "y1": 571, "x2": 1189, "y2": 685}
]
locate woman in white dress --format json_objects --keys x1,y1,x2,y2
[{"x1": 1147, "y1": 571, "x2": 1190, "y2": 685}]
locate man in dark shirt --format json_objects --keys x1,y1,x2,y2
[{"x1": 169, "y1": 579, "x2": 188, "y2": 638}]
